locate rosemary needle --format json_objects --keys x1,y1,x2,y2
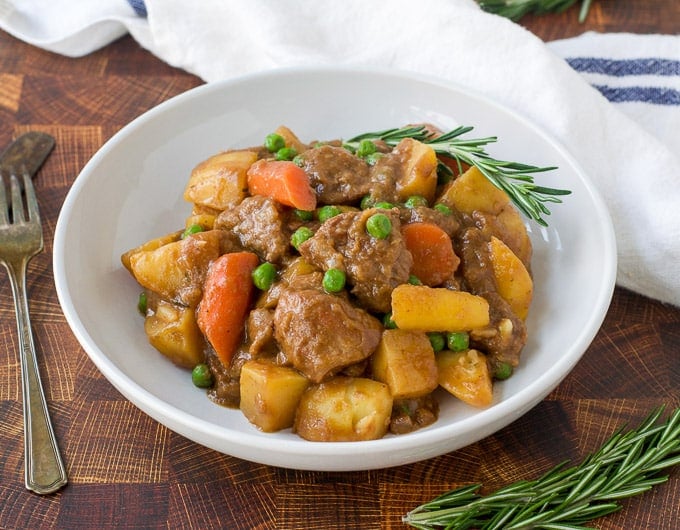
[
  {"x1": 477, "y1": 0, "x2": 593, "y2": 22},
  {"x1": 343, "y1": 126, "x2": 571, "y2": 227},
  {"x1": 403, "y1": 406, "x2": 680, "y2": 529}
]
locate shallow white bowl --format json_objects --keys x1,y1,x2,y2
[{"x1": 53, "y1": 67, "x2": 616, "y2": 471}]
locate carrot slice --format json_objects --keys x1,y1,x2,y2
[
  {"x1": 247, "y1": 159, "x2": 317, "y2": 211},
  {"x1": 196, "y1": 252, "x2": 259, "y2": 366},
  {"x1": 401, "y1": 222, "x2": 459, "y2": 286}
]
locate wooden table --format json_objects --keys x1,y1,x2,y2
[{"x1": 0, "y1": 2, "x2": 678, "y2": 528}]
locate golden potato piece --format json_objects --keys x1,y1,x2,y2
[
  {"x1": 393, "y1": 138, "x2": 438, "y2": 203},
  {"x1": 129, "y1": 230, "x2": 222, "y2": 307},
  {"x1": 439, "y1": 165, "x2": 509, "y2": 215},
  {"x1": 437, "y1": 349, "x2": 493, "y2": 407},
  {"x1": 489, "y1": 236, "x2": 533, "y2": 320},
  {"x1": 240, "y1": 360, "x2": 310, "y2": 432},
  {"x1": 273, "y1": 125, "x2": 309, "y2": 154},
  {"x1": 121, "y1": 230, "x2": 182, "y2": 273},
  {"x1": 184, "y1": 150, "x2": 257, "y2": 210},
  {"x1": 495, "y1": 205, "x2": 532, "y2": 268},
  {"x1": 372, "y1": 329, "x2": 438, "y2": 399},
  {"x1": 144, "y1": 299, "x2": 205, "y2": 368},
  {"x1": 391, "y1": 285, "x2": 490, "y2": 332},
  {"x1": 184, "y1": 213, "x2": 216, "y2": 232},
  {"x1": 294, "y1": 377, "x2": 393, "y2": 442}
]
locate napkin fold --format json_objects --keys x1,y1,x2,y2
[{"x1": 1, "y1": 0, "x2": 678, "y2": 306}]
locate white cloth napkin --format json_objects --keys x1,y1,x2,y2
[{"x1": 1, "y1": 0, "x2": 678, "y2": 306}]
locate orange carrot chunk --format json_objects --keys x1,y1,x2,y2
[
  {"x1": 196, "y1": 252, "x2": 259, "y2": 366},
  {"x1": 247, "y1": 159, "x2": 317, "y2": 211},
  {"x1": 401, "y1": 222, "x2": 459, "y2": 287}
]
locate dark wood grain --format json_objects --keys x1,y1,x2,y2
[
  {"x1": 520, "y1": 0, "x2": 679, "y2": 40},
  {"x1": 0, "y1": 3, "x2": 678, "y2": 528}
]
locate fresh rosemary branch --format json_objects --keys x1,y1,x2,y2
[
  {"x1": 343, "y1": 126, "x2": 571, "y2": 227},
  {"x1": 403, "y1": 406, "x2": 680, "y2": 530},
  {"x1": 477, "y1": 0, "x2": 593, "y2": 23}
]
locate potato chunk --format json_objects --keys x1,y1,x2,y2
[
  {"x1": 121, "y1": 230, "x2": 182, "y2": 273},
  {"x1": 144, "y1": 299, "x2": 205, "y2": 368},
  {"x1": 393, "y1": 138, "x2": 438, "y2": 203},
  {"x1": 273, "y1": 125, "x2": 308, "y2": 155},
  {"x1": 489, "y1": 236, "x2": 533, "y2": 320},
  {"x1": 372, "y1": 329, "x2": 438, "y2": 399},
  {"x1": 129, "y1": 230, "x2": 222, "y2": 307},
  {"x1": 391, "y1": 284, "x2": 490, "y2": 332},
  {"x1": 439, "y1": 165, "x2": 509, "y2": 215},
  {"x1": 240, "y1": 360, "x2": 310, "y2": 432},
  {"x1": 294, "y1": 377, "x2": 393, "y2": 441},
  {"x1": 494, "y1": 205, "x2": 532, "y2": 269},
  {"x1": 184, "y1": 213, "x2": 216, "y2": 232},
  {"x1": 184, "y1": 150, "x2": 258, "y2": 210},
  {"x1": 436, "y1": 349, "x2": 493, "y2": 407}
]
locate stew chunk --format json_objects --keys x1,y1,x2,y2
[
  {"x1": 299, "y1": 145, "x2": 371, "y2": 204},
  {"x1": 300, "y1": 208, "x2": 412, "y2": 313},
  {"x1": 273, "y1": 288, "x2": 383, "y2": 383}
]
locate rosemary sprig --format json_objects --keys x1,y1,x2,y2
[
  {"x1": 477, "y1": 0, "x2": 593, "y2": 23},
  {"x1": 403, "y1": 406, "x2": 680, "y2": 529},
  {"x1": 343, "y1": 126, "x2": 571, "y2": 227}
]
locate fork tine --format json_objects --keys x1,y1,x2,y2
[
  {"x1": 9, "y1": 172, "x2": 25, "y2": 224},
  {"x1": 21, "y1": 169, "x2": 41, "y2": 223},
  {"x1": 0, "y1": 171, "x2": 8, "y2": 224}
]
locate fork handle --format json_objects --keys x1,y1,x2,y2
[{"x1": 5, "y1": 258, "x2": 68, "y2": 494}]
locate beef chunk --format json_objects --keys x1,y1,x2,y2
[
  {"x1": 470, "y1": 292, "x2": 527, "y2": 368},
  {"x1": 215, "y1": 195, "x2": 290, "y2": 263},
  {"x1": 299, "y1": 208, "x2": 412, "y2": 313},
  {"x1": 366, "y1": 155, "x2": 401, "y2": 204},
  {"x1": 401, "y1": 205, "x2": 461, "y2": 238},
  {"x1": 299, "y1": 145, "x2": 371, "y2": 204},
  {"x1": 273, "y1": 288, "x2": 383, "y2": 382},
  {"x1": 245, "y1": 308, "x2": 276, "y2": 357},
  {"x1": 457, "y1": 227, "x2": 527, "y2": 366},
  {"x1": 456, "y1": 226, "x2": 497, "y2": 294}
]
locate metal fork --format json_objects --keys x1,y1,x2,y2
[{"x1": 0, "y1": 168, "x2": 67, "y2": 494}]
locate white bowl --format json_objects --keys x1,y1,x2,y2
[{"x1": 53, "y1": 67, "x2": 616, "y2": 471}]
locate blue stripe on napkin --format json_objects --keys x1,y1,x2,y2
[
  {"x1": 127, "y1": 0, "x2": 147, "y2": 17},
  {"x1": 567, "y1": 57, "x2": 680, "y2": 77},
  {"x1": 566, "y1": 57, "x2": 680, "y2": 106},
  {"x1": 593, "y1": 85, "x2": 680, "y2": 105}
]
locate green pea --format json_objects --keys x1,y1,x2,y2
[
  {"x1": 428, "y1": 332, "x2": 445, "y2": 352},
  {"x1": 447, "y1": 331, "x2": 469, "y2": 352},
  {"x1": 366, "y1": 213, "x2": 392, "y2": 239},
  {"x1": 181, "y1": 224, "x2": 203, "y2": 239},
  {"x1": 252, "y1": 262, "x2": 277, "y2": 290},
  {"x1": 408, "y1": 274, "x2": 422, "y2": 286},
  {"x1": 291, "y1": 226, "x2": 314, "y2": 250},
  {"x1": 264, "y1": 133, "x2": 285, "y2": 153},
  {"x1": 404, "y1": 195, "x2": 429, "y2": 209},
  {"x1": 357, "y1": 139, "x2": 377, "y2": 158},
  {"x1": 494, "y1": 362, "x2": 514, "y2": 381},
  {"x1": 360, "y1": 195, "x2": 375, "y2": 210},
  {"x1": 137, "y1": 292, "x2": 147, "y2": 315},
  {"x1": 192, "y1": 363, "x2": 214, "y2": 388},
  {"x1": 382, "y1": 312, "x2": 397, "y2": 329},
  {"x1": 364, "y1": 152, "x2": 384, "y2": 166},
  {"x1": 434, "y1": 203, "x2": 452, "y2": 216},
  {"x1": 322, "y1": 268, "x2": 346, "y2": 293},
  {"x1": 374, "y1": 201, "x2": 395, "y2": 210},
  {"x1": 317, "y1": 205, "x2": 342, "y2": 223},
  {"x1": 294, "y1": 209, "x2": 314, "y2": 221},
  {"x1": 275, "y1": 146, "x2": 298, "y2": 161}
]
